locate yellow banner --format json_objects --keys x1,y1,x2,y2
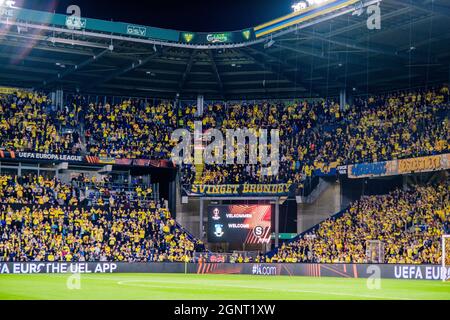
[
  {"x1": 398, "y1": 155, "x2": 446, "y2": 174},
  {"x1": 188, "y1": 184, "x2": 293, "y2": 197},
  {"x1": 0, "y1": 87, "x2": 19, "y2": 95}
]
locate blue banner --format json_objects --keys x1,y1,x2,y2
[{"x1": 350, "y1": 162, "x2": 387, "y2": 178}]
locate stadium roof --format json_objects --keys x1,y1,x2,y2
[{"x1": 0, "y1": 0, "x2": 450, "y2": 100}]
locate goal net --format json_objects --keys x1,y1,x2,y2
[
  {"x1": 366, "y1": 240, "x2": 385, "y2": 263},
  {"x1": 442, "y1": 235, "x2": 450, "y2": 282}
]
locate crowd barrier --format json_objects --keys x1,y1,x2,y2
[{"x1": 0, "y1": 262, "x2": 447, "y2": 280}]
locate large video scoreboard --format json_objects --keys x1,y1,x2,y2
[{"x1": 207, "y1": 205, "x2": 272, "y2": 244}]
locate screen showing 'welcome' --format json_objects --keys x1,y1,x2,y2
[{"x1": 207, "y1": 205, "x2": 272, "y2": 244}]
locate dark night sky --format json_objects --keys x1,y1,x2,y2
[{"x1": 18, "y1": 0, "x2": 296, "y2": 32}]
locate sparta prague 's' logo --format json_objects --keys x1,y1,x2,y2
[
  {"x1": 253, "y1": 226, "x2": 264, "y2": 238},
  {"x1": 212, "y1": 208, "x2": 221, "y2": 221},
  {"x1": 214, "y1": 224, "x2": 224, "y2": 238}
]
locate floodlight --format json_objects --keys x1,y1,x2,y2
[
  {"x1": 0, "y1": 0, "x2": 16, "y2": 7},
  {"x1": 292, "y1": 2, "x2": 307, "y2": 12},
  {"x1": 307, "y1": 0, "x2": 327, "y2": 5},
  {"x1": 292, "y1": 0, "x2": 328, "y2": 12}
]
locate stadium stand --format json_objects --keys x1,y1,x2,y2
[
  {"x1": 180, "y1": 87, "x2": 449, "y2": 186},
  {"x1": 268, "y1": 180, "x2": 449, "y2": 264},
  {"x1": 0, "y1": 86, "x2": 448, "y2": 264},
  {"x1": 1, "y1": 86, "x2": 448, "y2": 187},
  {"x1": 3, "y1": 0, "x2": 450, "y2": 303},
  {"x1": 0, "y1": 175, "x2": 204, "y2": 262}
]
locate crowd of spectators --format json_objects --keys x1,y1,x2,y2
[
  {"x1": 0, "y1": 174, "x2": 204, "y2": 263},
  {"x1": 318, "y1": 89, "x2": 449, "y2": 165},
  {"x1": 1, "y1": 87, "x2": 449, "y2": 187},
  {"x1": 1, "y1": 87, "x2": 448, "y2": 265},
  {"x1": 84, "y1": 100, "x2": 177, "y2": 160},
  {"x1": 182, "y1": 87, "x2": 449, "y2": 185},
  {"x1": 269, "y1": 181, "x2": 449, "y2": 264},
  {"x1": 0, "y1": 204, "x2": 202, "y2": 263},
  {"x1": 0, "y1": 173, "x2": 156, "y2": 209},
  {"x1": 70, "y1": 173, "x2": 154, "y2": 208},
  {"x1": 0, "y1": 91, "x2": 81, "y2": 155},
  {"x1": 0, "y1": 173, "x2": 447, "y2": 264},
  {"x1": 0, "y1": 175, "x2": 79, "y2": 206}
]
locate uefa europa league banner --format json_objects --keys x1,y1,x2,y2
[
  {"x1": 0, "y1": 262, "x2": 448, "y2": 281},
  {"x1": 0, "y1": 150, "x2": 175, "y2": 168},
  {"x1": 0, "y1": 151, "x2": 84, "y2": 163}
]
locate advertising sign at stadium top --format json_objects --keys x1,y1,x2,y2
[
  {"x1": 242, "y1": 29, "x2": 251, "y2": 40},
  {"x1": 182, "y1": 33, "x2": 195, "y2": 43},
  {"x1": 127, "y1": 25, "x2": 147, "y2": 37},
  {"x1": 65, "y1": 16, "x2": 87, "y2": 30},
  {"x1": 179, "y1": 30, "x2": 254, "y2": 44},
  {"x1": 206, "y1": 33, "x2": 231, "y2": 43}
]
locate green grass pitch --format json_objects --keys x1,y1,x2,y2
[{"x1": 0, "y1": 274, "x2": 448, "y2": 300}]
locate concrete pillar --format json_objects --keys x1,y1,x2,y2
[
  {"x1": 50, "y1": 90, "x2": 64, "y2": 111},
  {"x1": 275, "y1": 198, "x2": 280, "y2": 248},
  {"x1": 402, "y1": 175, "x2": 408, "y2": 191},
  {"x1": 339, "y1": 89, "x2": 346, "y2": 111},
  {"x1": 168, "y1": 172, "x2": 177, "y2": 219},
  {"x1": 199, "y1": 198, "x2": 204, "y2": 241},
  {"x1": 297, "y1": 182, "x2": 342, "y2": 234},
  {"x1": 196, "y1": 95, "x2": 204, "y2": 117}
]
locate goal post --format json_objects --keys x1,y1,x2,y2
[{"x1": 442, "y1": 235, "x2": 450, "y2": 282}]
